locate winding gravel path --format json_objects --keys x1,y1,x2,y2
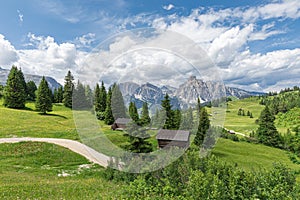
[{"x1": 0, "y1": 137, "x2": 110, "y2": 167}]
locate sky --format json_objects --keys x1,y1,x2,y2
[{"x1": 0, "y1": 0, "x2": 299, "y2": 92}]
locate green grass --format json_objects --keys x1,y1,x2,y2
[
  {"x1": 0, "y1": 142, "x2": 124, "y2": 199},
  {"x1": 223, "y1": 97, "x2": 265, "y2": 135},
  {"x1": 0, "y1": 100, "x2": 78, "y2": 140},
  {"x1": 213, "y1": 138, "x2": 300, "y2": 180}
]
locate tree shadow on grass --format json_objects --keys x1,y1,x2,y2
[{"x1": 38, "y1": 113, "x2": 68, "y2": 119}]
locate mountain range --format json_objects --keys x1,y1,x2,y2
[
  {"x1": 119, "y1": 76, "x2": 265, "y2": 112},
  {"x1": 0, "y1": 67, "x2": 61, "y2": 91}
]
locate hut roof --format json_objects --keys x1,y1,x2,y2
[{"x1": 156, "y1": 129, "x2": 190, "y2": 142}]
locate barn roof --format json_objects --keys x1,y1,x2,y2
[
  {"x1": 115, "y1": 118, "x2": 132, "y2": 124},
  {"x1": 156, "y1": 129, "x2": 190, "y2": 142}
]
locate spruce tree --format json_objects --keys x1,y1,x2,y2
[
  {"x1": 3, "y1": 66, "x2": 27, "y2": 108},
  {"x1": 140, "y1": 102, "x2": 151, "y2": 126},
  {"x1": 99, "y1": 81, "x2": 107, "y2": 112},
  {"x1": 162, "y1": 94, "x2": 174, "y2": 129},
  {"x1": 94, "y1": 83, "x2": 101, "y2": 112},
  {"x1": 196, "y1": 97, "x2": 201, "y2": 115},
  {"x1": 173, "y1": 109, "x2": 181, "y2": 130},
  {"x1": 124, "y1": 123, "x2": 152, "y2": 153},
  {"x1": 194, "y1": 107, "x2": 210, "y2": 147},
  {"x1": 256, "y1": 106, "x2": 282, "y2": 148},
  {"x1": 35, "y1": 76, "x2": 52, "y2": 114},
  {"x1": 111, "y1": 83, "x2": 126, "y2": 119},
  {"x1": 73, "y1": 80, "x2": 88, "y2": 110},
  {"x1": 129, "y1": 102, "x2": 139, "y2": 123},
  {"x1": 57, "y1": 86, "x2": 63, "y2": 103},
  {"x1": 53, "y1": 88, "x2": 58, "y2": 103},
  {"x1": 85, "y1": 84, "x2": 93, "y2": 108},
  {"x1": 63, "y1": 70, "x2": 74, "y2": 108},
  {"x1": 104, "y1": 87, "x2": 114, "y2": 125},
  {"x1": 0, "y1": 84, "x2": 4, "y2": 98},
  {"x1": 26, "y1": 81, "x2": 37, "y2": 101}
]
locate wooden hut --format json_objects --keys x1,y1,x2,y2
[
  {"x1": 111, "y1": 118, "x2": 132, "y2": 130},
  {"x1": 156, "y1": 129, "x2": 191, "y2": 148}
]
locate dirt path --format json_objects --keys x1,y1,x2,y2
[{"x1": 0, "y1": 137, "x2": 110, "y2": 167}]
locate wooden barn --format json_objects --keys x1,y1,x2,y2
[
  {"x1": 111, "y1": 118, "x2": 132, "y2": 130},
  {"x1": 156, "y1": 129, "x2": 191, "y2": 149}
]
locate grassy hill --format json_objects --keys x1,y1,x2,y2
[
  {"x1": 0, "y1": 100, "x2": 78, "y2": 140},
  {"x1": 0, "y1": 142, "x2": 124, "y2": 199}
]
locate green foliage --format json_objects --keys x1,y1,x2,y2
[
  {"x1": 111, "y1": 83, "x2": 126, "y2": 119},
  {"x1": 181, "y1": 107, "x2": 194, "y2": 130},
  {"x1": 26, "y1": 80, "x2": 37, "y2": 101},
  {"x1": 256, "y1": 106, "x2": 282, "y2": 148},
  {"x1": 140, "y1": 102, "x2": 151, "y2": 126},
  {"x1": 162, "y1": 94, "x2": 174, "y2": 129},
  {"x1": 35, "y1": 76, "x2": 53, "y2": 114},
  {"x1": 123, "y1": 123, "x2": 153, "y2": 153},
  {"x1": 194, "y1": 107, "x2": 210, "y2": 146},
  {"x1": 129, "y1": 102, "x2": 139, "y2": 123},
  {"x1": 72, "y1": 80, "x2": 91, "y2": 110},
  {"x1": 63, "y1": 70, "x2": 74, "y2": 108},
  {"x1": 0, "y1": 84, "x2": 4, "y2": 98},
  {"x1": 94, "y1": 81, "x2": 107, "y2": 115},
  {"x1": 122, "y1": 151, "x2": 300, "y2": 199},
  {"x1": 53, "y1": 86, "x2": 63, "y2": 103},
  {"x1": 3, "y1": 66, "x2": 27, "y2": 108},
  {"x1": 173, "y1": 109, "x2": 181, "y2": 130},
  {"x1": 104, "y1": 87, "x2": 114, "y2": 125}
]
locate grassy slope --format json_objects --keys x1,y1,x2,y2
[
  {"x1": 0, "y1": 100, "x2": 78, "y2": 140},
  {"x1": 0, "y1": 142, "x2": 123, "y2": 199},
  {"x1": 223, "y1": 97, "x2": 265, "y2": 135}
]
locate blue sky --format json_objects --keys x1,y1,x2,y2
[{"x1": 0, "y1": 0, "x2": 299, "y2": 91}]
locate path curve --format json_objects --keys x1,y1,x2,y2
[{"x1": 0, "y1": 137, "x2": 110, "y2": 167}]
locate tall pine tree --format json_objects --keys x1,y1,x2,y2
[
  {"x1": 26, "y1": 80, "x2": 37, "y2": 101},
  {"x1": 35, "y1": 76, "x2": 52, "y2": 114},
  {"x1": 104, "y1": 87, "x2": 114, "y2": 125},
  {"x1": 94, "y1": 83, "x2": 101, "y2": 112},
  {"x1": 111, "y1": 83, "x2": 126, "y2": 119},
  {"x1": 162, "y1": 94, "x2": 174, "y2": 129},
  {"x1": 256, "y1": 106, "x2": 282, "y2": 148},
  {"x1": 194, "y1": 107, "x2": 210, "y2": 147},
  {"x1": 140, "y1": 102, "x2": 151, "y2": 126},
  {"x1": 99, "y1": 81, "x2": 107, "y2": 112},
  {"x1": 3, "y1": 66, "x2": 27, "y2": 108},
  {"x1": 129, "y1": 102, "x2": 139, "y2": 123},
  {"x1": 63, "y1": 70, "x2": 74, "y2": 108}
]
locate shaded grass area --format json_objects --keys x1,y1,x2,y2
[
  {"x1": 0, "y1": 100, "x2": 78, "y2": 140},
  {"x1": 0, "y1": 142, "x2": 124, "y2": 199}
]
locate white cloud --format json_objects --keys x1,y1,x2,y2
[
  {"x1": 163, "y1": 4, "x2": 175, "y2": 11},
  {"x1": 75, "y1": 33, "x2": 96, "y2": 48},
  {"x1": 0, "y1": 34, "x2": 19, "y2": 66}
]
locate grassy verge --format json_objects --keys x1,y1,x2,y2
[{"x1": 0, "y1": 142, "x2": 124, "y2": 199}]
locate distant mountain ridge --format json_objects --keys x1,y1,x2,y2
[
  {"x1": 118, "y1": 76, "x2": 265, "y2": 111},
  {"x1": 0, "y1": 67, "x2": 61, "y2": 91}
]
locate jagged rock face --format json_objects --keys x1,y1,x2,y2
[
  {"x1": 118, "y1": 76, "x2": 265, "y2": 110},
  {"x1": 0, "y1": 67, "x2": 62, "y2": 91},
  {"x1": 175, "y1": 76, "x2": 211, "y2": 105}
]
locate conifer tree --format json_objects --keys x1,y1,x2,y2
[
  {"x1": 94, "y1": 83, "x2": 101, "y2": 112},
  {"x1": 173, "y1": 109, "x2": 181, "y2": 130},
  {"x1": 124, "y1": 123, "x2": 152, "y2": 153},
  {"x1": 104, "y1": 87, "x2": 114, "y2": 125},
  {"x1": 111, "y1": 83, "x2": 126, "y2": 119},
  {"x1": 85, "y1": 84, "x2": 93, "y2": 108},
  {"x1": 162, "y1": 94, "x2": 174, "y2": 129},
  {"x1": 3, "y1": 66, "x2": 27, "y2": 108},
  {"x1": 256, "y1": 106, "x2": 282, "y2": 148},
  {"x1": 129, "y1": 102, "x2": 139, "y2": 123},
  {"x1": 194, "y1": 107, "x2": 210, "y2": 146},
  {"x1": 99, "y1": 81, "x2": 107, "y2": 112},
  {"x1": 63, "y1": 70, "x2": 74, "y2": 108},
  {"x1": 35, "y1": 76, "x2": 52, "y2": 114},
  {"x1": 73, "y1": 80, "x2": 88, "y2": 110},
  {"x1": 140, "y1": 102, "x2": 151, "y2": 126},
  {"x1": 26, "y1": 80, "x2": 37, "y2": 101},
  {"x1": 57, "y1": 86, "x2": 63, "y2": 103}
]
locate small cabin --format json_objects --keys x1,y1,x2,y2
[
  {"x1": 111, "y1": 118, "x2": 132, "y2": 130},
  {"x1": 156, "y1": 129, "x2": 191, "y2": 149}
]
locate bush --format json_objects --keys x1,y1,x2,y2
[{"x1": 96, "y1": 111, "x2": 105, "y2": 120}]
